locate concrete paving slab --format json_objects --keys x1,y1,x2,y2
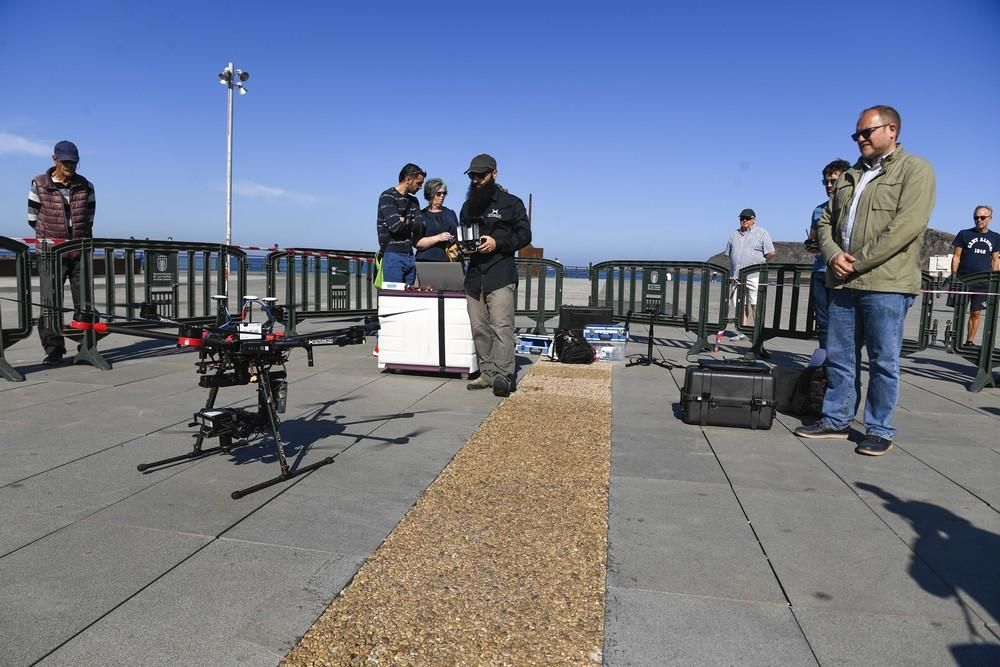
[
  {"x1": 33, "y1": 357, "x2": 193, "y2": 388},
  {"x1": 0, "y1": 521, "x2": 210, "y2": 666},
  {"x1": 706, "y1": 426, "x2": 852, "y2": 495},
  {"x1": 604, "y1": 586, "x2": 816, "y2": 666},
  {"x1": 894, "y1": 441, "x2": 1000, "y2": 508},
  {"x1": 736, "y1": 489, "x2": 970, "y2": 620},
  {"x1": 43, "y1": 539, "x2": 363, "y2": 667},
  {"x1": 402, "y1": 379, "x2": 506, "y2": 416},
  {"x1": 853, "y1": 487, "x2": 1000, "y2": 626},
  {"x1": 0, "y1": 418, "x2": 146, "y2": 486},
  {"x1": 0, "y1": 507, "x2": 73, "y2": 556},
  {"x1": 612, "y1": 426, "x2": 728, "y2": 484},
  {"x1": 894, "y1": 379, "x2": 988, "y2": 417},
  {"x1": 0, "y1": 378, "x2": 107, "y2": 414},
  {"x1": 1, "y1": 383, "x2": 205, "y2": 436},
  {"x1": 0, "y1": 433, "x2": 205, "y2": 520},
  {"x1": 892, "y1": 411, "x2": 1000, "y2": 450},
  {"x1": 226, "y1": 397, "x2": 483, "y2": 556},
  {"x1": 607, "y1": 476, "x2": 785, "y2": 603},
  {"x1": 225, "y1": 459, "x2": 431, "y2": 558},
  {"x1": 799, "y1": 435, "x2": 986, "y2": 504},
  {"x1": 795, "y1": 606, "x2": 1000, "y2": 667},
  {"x1": 83, "y1": 454, "x2": 296, "y2": 535}
]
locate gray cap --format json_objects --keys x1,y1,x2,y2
[{"x1": 464, "y1": 153, "x2": 497, "y2": 174}]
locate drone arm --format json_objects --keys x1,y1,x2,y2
[{"x1": 70, "y1": 319, "x2": 184, "y2": 343}]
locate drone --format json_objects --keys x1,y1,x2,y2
[{"x1": 69, "y1": 295, "x2": 378, "y2": 499}]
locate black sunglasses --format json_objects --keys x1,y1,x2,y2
[
  {"x1": 851, "y1": 124, "x2": 889, "y2": 142},
  {"x1": 435, "y1": 191, "x2": 448, "y2": 197},
  {"x1": 974, "y1": 215, "x2": 991, "y2": 221},
  {"x1": 739, "y1": 216, "x2": 753, "y2": 222},
  {"x1": 468, "y1": 172, "x2": 489, "y2": 180}
]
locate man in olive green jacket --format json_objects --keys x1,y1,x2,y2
[{"x1": 795, "y1": 105, "x2": 935, "y2": 456}]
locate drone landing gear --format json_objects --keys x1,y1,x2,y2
[{"x1": 136, "y1": 368, "x2": 335, "y2": 499}]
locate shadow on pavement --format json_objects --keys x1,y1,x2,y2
[{"x1": 856, "y1": 482, "x2": 1000, "y2": 662}]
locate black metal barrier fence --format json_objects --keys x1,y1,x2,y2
[
  {"x1": 263, "y1": 253, "x2": 562, "y2": 336},
  {"x1": 948, "y1": 271, "x2": 1000, "y2": 392},
  {"x1": 514, "y1": 258, "x2": 564, "y2": 334},
  {"x1": 0, "y1": 237, "x2": 33, "y2": 381},
  {"x1": 38, "y1": 237, "x2": 246, "y2": 370},
  {"x1": 264, "y1": 248, "x2": 377, "y2": 337},
  {"x1": 733, "y1": 264, "x2": 939, "y2": 359},
  {"x1": 3, "y1": 239, "x2": 997, "y2": 391},
  {"x1": 590, "y1": 261, "x2": 729, "y2": 353}
]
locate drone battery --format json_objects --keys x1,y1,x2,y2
[
  {"x1": 238, "y1": 322, "x2": 264, "y2": 340},
  {"x1": 200, "y1": 373, "x2": 245, "y2": 388}
]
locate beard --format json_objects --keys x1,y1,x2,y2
[{"x1": 464, "y1": 180, "x2": 497, "y2": 218}]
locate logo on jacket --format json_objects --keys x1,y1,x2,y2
[{"x1": 487, "y1": 208, "x2": 501, "y2": 219}]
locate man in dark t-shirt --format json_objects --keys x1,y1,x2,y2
[{"x1": 951, "y1": 205, "x2": 1000, "y2": 345}]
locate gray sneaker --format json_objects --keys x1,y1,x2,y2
[
  {"x1": 466, "y1": 377, "x2": 491, "y2": 391},
  {"x1": 794, "y1": 422, "x2": 850, "y2": 439}
]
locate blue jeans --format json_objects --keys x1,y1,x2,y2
[
  {"x1": 382, "y1": 251, "x2": 415, "y2": 285},
  {"x1": 821, "y1": 289, "x2": 914, "y2": 439},
  {"x1": 810, "y1": 270, "x2": 830, "y2": 349}
]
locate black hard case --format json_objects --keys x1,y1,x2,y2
[
  {"x1": 558, "y1": 305, "x2": 613, "y2": 332},
  {"x1": 680, "y1": 360, "x2": 775, "y2": 430}
]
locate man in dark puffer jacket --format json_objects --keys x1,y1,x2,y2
[{"x1": 28, "y1": 140, "x2": 96, "y2": 364}]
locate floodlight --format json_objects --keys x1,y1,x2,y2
[{"x1": 238, "y1": 70, "x2": 249, "y2": 82}]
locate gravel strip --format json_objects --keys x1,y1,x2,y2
[{"x1": 283, "y1": 360, "x2": 612, "y2": 666}]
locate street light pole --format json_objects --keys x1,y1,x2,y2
[
  {"x1": 225, "y1": 63, "x2": 234, "y2": 250},
  {"x1": 218, "y1": 62, "x2": 249, "y2": 294}
]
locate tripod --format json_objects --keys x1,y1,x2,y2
[{"x1": 625, "y1": 309, "x2": 673, "y2": 369}]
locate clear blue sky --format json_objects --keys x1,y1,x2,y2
[{"x1": 1, "y1": 1, "x2": 998, "y2": 266}]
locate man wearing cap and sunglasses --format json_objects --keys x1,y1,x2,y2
[
  {"x1": 461, "y1": 153, "x2": 531, "y2": 397},
  {"x1": 796, "y1": 105, "x2": 935, "y2": 457},
  {"x1": 28, "y1": 140, "x2": 96, "y2": 365},
  {"x1": 950, "y1": 205, "x2": 1000, "y2": 346},
  {"x1": 724, "y1": 209, "x2": 775, "y2": 340}
]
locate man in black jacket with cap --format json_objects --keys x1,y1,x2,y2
[{"x1": 461, "y1": 153, "x2": 531, "y2": 397}]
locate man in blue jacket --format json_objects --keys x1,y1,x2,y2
[{"x1": 461, "y1": 154, "x2": 532, "y2": 397}]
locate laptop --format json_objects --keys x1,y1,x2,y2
[{"x1": 415, "y1": 261, "x2": 467, "y2": 291}]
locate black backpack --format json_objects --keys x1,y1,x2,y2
[
  {"x1": 553, "y1": 329, "x2": 595, "y2": 364},
  {"x1": 774, "y1": 365, "x2": 827, "y2": 416}
]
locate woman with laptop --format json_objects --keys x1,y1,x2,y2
[{"x1": 414, "y1": 178, "x2": 459, "y2": 262}]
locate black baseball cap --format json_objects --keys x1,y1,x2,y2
[
  {"x1": 53, "y1": 140, "x2": 80, "y2": 162},
  {"x1": 464, "y1": 153, "x2": 497, "y2": 174},
  {"x1": 739, "y1": 208, "x2": 756, "y2": 219}
]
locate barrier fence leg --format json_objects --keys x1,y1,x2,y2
[
  {"x1": 0, "y1": 354, "x2": 25, "y2": 382},
  {"x1": 968, "y1": 275, "x2": 998, "y2": 392},
  {"x1": 74, "y1": 328, "x2": 112, "y2": 370}
]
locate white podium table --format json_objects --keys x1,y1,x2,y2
[{"x1": 377, "y1": 289, "x2": 479, "y2": 377}]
